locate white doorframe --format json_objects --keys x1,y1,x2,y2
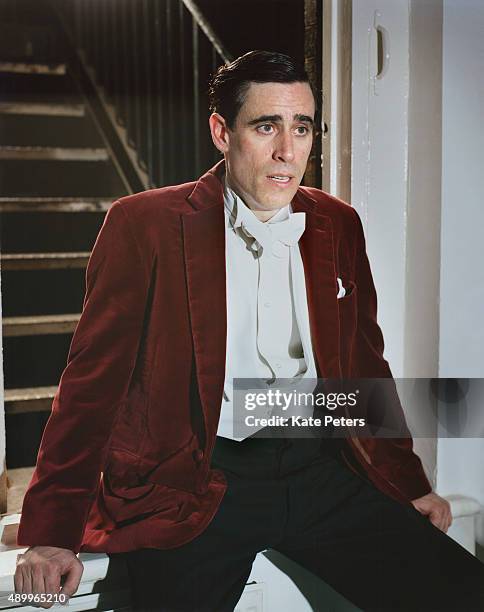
[{"x1": 351, "y1": 0, "x2": 444, "y2": 482}]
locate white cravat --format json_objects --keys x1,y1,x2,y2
[
  {"x1": 237, "y1": 205, "x2": 306, "y2": 258},
  {"x1": 218, "y1": 180, "x2": 318, "y2": 440}
]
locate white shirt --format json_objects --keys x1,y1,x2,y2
[{"x1": 218, "y1": 180, "x2": 318, "y2": 440}]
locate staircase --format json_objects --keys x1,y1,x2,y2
[{"x1": 0, "y1": 0, "x2": 129, "y2": 508}]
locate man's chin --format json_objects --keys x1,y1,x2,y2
[
  {"x1": 253, "y1": 200, "x2": 291, "y2": 212},
  {"x1": 266, "y1": 194, "x2": 298, "y2": 208},
  {"x1": 257, "y1": 188, "x2": 299, "y2": 209}
]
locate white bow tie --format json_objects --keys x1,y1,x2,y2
[{"x1": 238, "y1": 212, "x2": 306, "y2": 258}]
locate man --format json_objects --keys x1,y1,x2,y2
[{"x1": 15, "y1": 51, "x2": 483, "y2": 611}]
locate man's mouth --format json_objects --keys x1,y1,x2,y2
[{"x1": 267, "y1": 175, "x2": 292, "y2": 184}]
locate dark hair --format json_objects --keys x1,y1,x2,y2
[{"x1": 208, "y1": 50, "x2": 316, "y2": 129}]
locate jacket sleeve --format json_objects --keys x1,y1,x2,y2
[
  {"x1": 349, "y1": 208, "x2": 432, "y2": 501},
  {"x1": 17, "y1": 200, "x2": 150, "y2": 552}
]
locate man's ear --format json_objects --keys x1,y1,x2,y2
[{"x1": 209, "y1": 113, "x2": 230, "y2": 153}]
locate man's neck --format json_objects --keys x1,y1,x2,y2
[
  {"x1": 225, "y1": 174, "x2": 287, "y2": 223},
  {"x1": 253, "y1": 209, "x2": 279, "y2": 222}
]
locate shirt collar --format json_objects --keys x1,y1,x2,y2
[{"x1": 223, "y1": 175, "x2": 292, "y2": 231}]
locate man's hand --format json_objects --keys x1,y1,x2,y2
[
  {"x1": 14, "y1": 546, "x2": 83, "y2": 608},
  {"x1": 411, "y1": 492, "x2": 453, "y2": 533}
]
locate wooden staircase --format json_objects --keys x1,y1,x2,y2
[{"x1": 0, "y1": 0, "x2": 129, "y2": 513}]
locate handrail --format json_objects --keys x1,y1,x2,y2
[{"x1": 180, "y1": 0, "x2": 233, "y2": 64}]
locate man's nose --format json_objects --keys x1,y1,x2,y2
[{"x1": 272, "y1": 131, "x2": 295, "y2": 163}]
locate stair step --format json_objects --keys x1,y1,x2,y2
[
  {"x1": 0, "y1": 146, "x2": 108, "y2": 161},
  {"x1": 0, "y1": 197, "x2": 112, "y2": 212},
  {"x1": 0, "y1": 160, "x2": 125, "y2": 197},
  {"x1": 0, "y1": 21, "x2": 62, "y2": 66},
  {"x1": 0, "y1": 101, "x2": 85, "y2": 117},
  {"x1": 3, "y1": 335, "x2": 73, "y2": 391},
  {"x1": 0, "y1": 72, "x2": 78, "y2": 106},
  {"x1": 4, "y1": 386, "x2": 57, "y2": 414},
  {"x1": 1, "y1": 252, "x2": 90, "y2": 271},
  {"x1": 1, "y1": 211, "x2": 106, "y2": 252},
  {"x1": 0, "y1": 113, "x2": 103, "y2": 148},
  {"x1": 0, "y1": 61, "x2": 66, "y2": 75},
  {"x1": 3, "y1": 314, "x2": 80, "y2": 337}
]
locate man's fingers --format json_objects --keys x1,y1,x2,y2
[
  {"x1": 15, "y1": 554, "x2": 32, "y2": 594},
  {"x1": 429, "y1": 516, "x2": 441, "y2": 530},
  {"x1": 430, "y1": 507, "x2": 452, "y2": 532},
  {"x1": 32, "y1": 564, "x2": 46, "y2": 596},
  {"x1": 44, "y1": 569, "x2": 61, "y2": 598},
  {"x1": 28, "y1": 565, "x2": 50, "y2": 609},
  {"x1": 22, "y1": 567, "x2": 33, "y2": 594},
  {"x1": 25, "y1": 563, "x2": 60, "y2": 609},
  {"x1": 412, "y1": 493, "x2": 453, "y2": 533},
  {"x1": 43, "y1": 563, "x2": 62, "y2": 607},
  {"x1": 14, "y1": 566, "x2": 24, "y2": 595},
  {"x1": 60, "y1": 561, "x2": 83, "y2": 598},
  {"x1": 445, "y1": 511, "x2": 453, "y2": 533}
]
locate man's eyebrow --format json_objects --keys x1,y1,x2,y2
[
  {"x1": 294, "y1": 114, "x2": 314, "y2": 125},
  {"x1": 247, "y1": 114, "x2": 283, "y2": 126},
  {"x1": 247, "y1": 113, "x2": 315, "y2": 126}
]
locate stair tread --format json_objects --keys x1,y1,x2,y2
[
  {"x1": 0, "y1": 196, "x2": 111, "y2": 202},
  {"x1": 4, "y1": 386, "x2": 57, "y2": 401},
  {"x1": 1, "y1": 251, "x2": 90, "y2": 260},
  {"x1": 1, "y1": 252, "x2": 90, "y2": 270},
  {"x1": 0, "y1": 145, "x2": 109, "y2": 161},
  {"x1": 3, "y1": 313, "x2": 80, "y2": 337},
  {"x1": 0, "y1": 61, "x2": 66, "y2": 75},
  {"x1": 4, "y1": 386, "x2": 57, "y2": 415},
  {"x1": 0, "y1": 101, "x2": 85, "y2": 117},
  {"x1": 3, "y1": 313, "x2": 80, "y2": 324},
  {"x1": 0, "y1": 197, "x2": 112, "y2": 211}
]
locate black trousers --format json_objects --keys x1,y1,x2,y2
[{"x1": 115, "y1": 436, "x2": 484, "y2": 611}]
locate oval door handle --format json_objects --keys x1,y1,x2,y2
[{"x1": 372, "y1": 10, "x2": 391, "y2": 95}]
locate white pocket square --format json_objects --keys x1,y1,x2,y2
[{"x1": 337, "y1": 277, "x2": 346, "y2": 299}]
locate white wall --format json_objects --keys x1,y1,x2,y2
[
  {"x1": 351, "y1": 0, "x2": 443, "y2": 482},
  {"x1": 352, "y1": 0, "x2": 411, "y2": 379},
  {"x1": 439, "y1": 0, "x2": 484, "y2": 378},
  {"x1": 437, "y1": 0, "x2": 484, "y2": 543},
  {"x1": 351, "y1": 0, "x2": 484, "y2": 546},
  {"x1": 352, "y1": 0, "x2": 443, "y2": 380}
]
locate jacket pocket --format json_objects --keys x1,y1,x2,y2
[
  {"x1": 102, "y1": 447, "x2": 200, "y2": 526},
  {"x1": 102, "y1": 476, "x2": 199, "y2": 527}
]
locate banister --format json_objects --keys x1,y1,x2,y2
[{"x1": 180, "y1": 0, "x2": 233, "y2": 64}]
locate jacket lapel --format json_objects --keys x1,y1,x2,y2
[
  {"x1": 182, "y1": 162, "x2": 227, "y2": 437},
  {"x1": 292, "y1": 190, "x2": 342, "y2": 378}
]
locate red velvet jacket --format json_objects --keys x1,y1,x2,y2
[{"x1": 17, "y1": 161, "x2": 431, "y2": 554}]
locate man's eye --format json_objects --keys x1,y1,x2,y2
[
  {"x1": 257, "y1": 124, "x2": 274, "y2": 134},
  {"x1": 295, "y1": 126, "x2": 309, "y2": 135}
]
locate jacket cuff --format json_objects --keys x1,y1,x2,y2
[{"x1": 17, "y1": 493, "x2": 93, "y2": 554}]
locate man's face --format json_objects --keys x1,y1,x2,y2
[{"x1": 211, "y1": 81, "x2": 315, "y2": 212}]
